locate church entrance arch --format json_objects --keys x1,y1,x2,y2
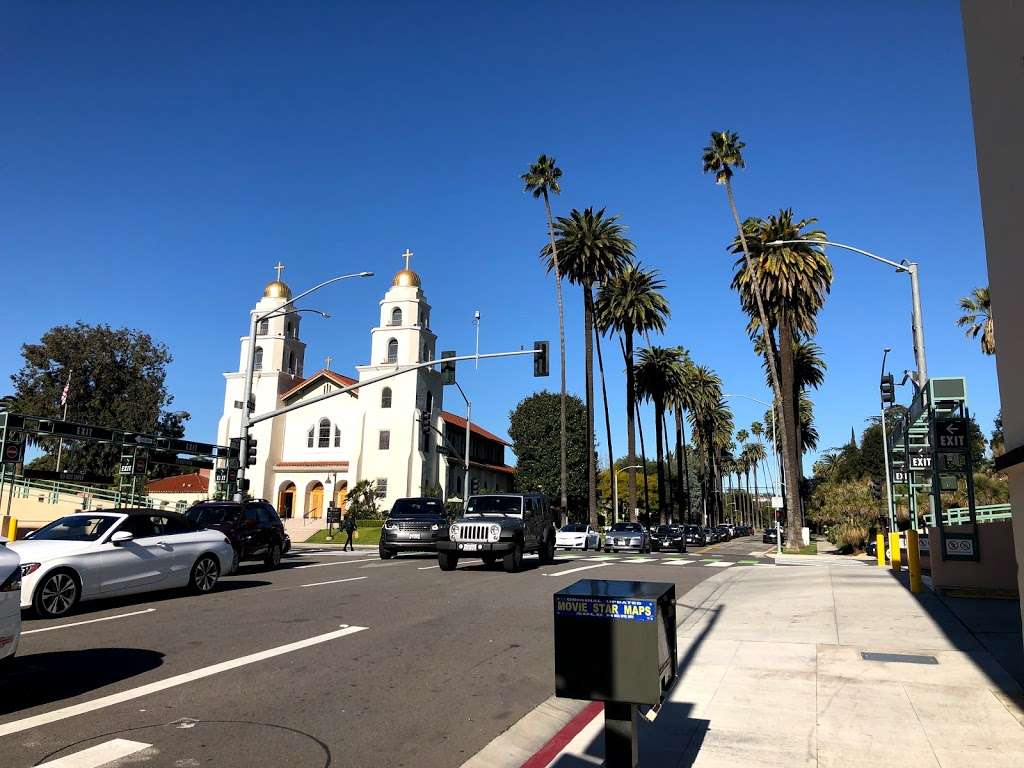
[
  {"x1": 306, "y1": 481, "x2": 325, "y2": 520},
  {"x1": 277, "y1": 481, "x2": 296, "y2": 519},
  {"x1": 333, "y1": 481, "x2": 348, "y2": 511}
]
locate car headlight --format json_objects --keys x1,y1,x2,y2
[
  {"x1": 430, "y1": 523, "x2": 439, "y2": 531},
  {"x1": 384, "y1": 520, "x2": 398, "y2": 530},
  {"x1": 450, "y1": 523, "x2": 460, "y2": 540},
  {"x1": 489, "y1": 524, "x2": 501, "y2": 542},
  {"x1": 20, "y1": 563, "x2": 40, "y2": 578}
]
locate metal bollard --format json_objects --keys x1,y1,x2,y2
[
  {"x1": 906, "y1": 530, "x2": 922, "y2": 593},
  {"x1": 5, "y1": 517, "x2": 15, "y2": 541},
  {"x1": 876, "y1": 533, "x2": 886, "y2": 567},
  {"x1": 889, "y1": 532, "x2": 901, "y2": 573}
]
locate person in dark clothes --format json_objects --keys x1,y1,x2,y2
[{"x1": 343, "y1": 513, "x2": 357, "y2": 551}]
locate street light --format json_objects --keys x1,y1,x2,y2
[
  {"x1": 236, "y1": 270, "x2": 374, "y2": 500},
  {"x1": 612, "y1": 464, "x2": 642, "y2": 524},
  {"x1": 723, "y1": 393, "x2": 780, "y2": 496},
  {"x1": 767, "y1": 239, "x2": 928, "y2": 386}
]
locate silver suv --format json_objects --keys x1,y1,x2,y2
[{"x1": 436, "y1": 493, "x2": 556, "y2": 572}]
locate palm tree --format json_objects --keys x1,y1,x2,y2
[
  {"x1": 744, "y1": 441, "x2": 767, "y2": 526},
  {"x1": 683, "y1": 364, "x2": 723, "y2": 525},
  {"x1": 544, "y1": 208, "x2": 634, "y2": 528},
  {"x1": 596, "y1": 264, "x2": 670, "y2": 519},
  {"x1": 956, "y1": 286, "x2": 995, "y2": 355},
  {"x1": 730, "y1": 210, "x2": 831, "y2": 550},
  {"x1": 665, "y1": 350, "x2": 696, "y2": 524},
  {"x1": 635, "y1": 346, "x2": 684, "y2": 524},
  {"x1": 522, "y1": 155, "x2": 569, "y2": 514}
]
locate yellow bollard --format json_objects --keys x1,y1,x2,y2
[
  {"x1": 889, "y1": 532, "x2": 902, "y2": 572},
  {"x1": 906, "y1": 530, "x2": 922, "y2": 593},
  {"x1": 876, "y1": 533, "x2": 886, "y2": 567},
  {"x1": 5, "y1": 517, "x2": 15, "y2": 541}
]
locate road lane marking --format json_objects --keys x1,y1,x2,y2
[
  {"x1": 623, "y1": 557, "x2": 656, "y2": 563},
  {"x1": 704, "y1": 561, "x2": 733, "y2": 567},
  {"x1": 294, "y1": 557, "x2": 378, "y2": 569},
  {"x1": 300, "y1": 576, "x2": 368, "y2": 588},
  {"x1": 543, "y1": 563, "x2": 610, "y2": 577},
  {"x1": 37, "y1": 738, "x2": 152, "y2": 767},
  {"x1": 0, "y1": 624, "x2": 369, "y2": 737},
  {"x1": 661, "y1": 560, "x2": 692, "y2": 566},
  {"x1": 22, "y1": 609, "x2": 156, "y2": 636},
  {"x1": 581, "y1": 556, "x2": 618, "y2": 562},
  {"x1": 417, "y1": 565, "x2": 440, "y2": 570}
]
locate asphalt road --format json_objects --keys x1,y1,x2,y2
[{"x1": 1, "y1": 536, "x2": 772, "y2": 768}]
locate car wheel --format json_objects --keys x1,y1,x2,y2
[
  {"x1": 264, "y1": 543, "x2": 282, "y2": 569},
  {"x1": 189, "y1": 555, "x2": 221, "y2": 594},
  {"x1": 379, "y1": 545, "x2": 394, "y2": 560},
  {"x1": 481, "y1": 553, "x2": 497, "y2": 566},
  {"x1": 33, "y1": 569, "x2": 79, "y2": 618},
  {"x1": 538, "y1": 534, "x2": 556, "y2": 565},
  {"x1": 438, "y1": 551, "x2": 459, "y2": 571},
  {"x1": 503, "y1": 543, "x2": 524, "y2": 573}
]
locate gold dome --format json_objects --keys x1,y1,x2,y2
[
  {"x1": 263, "y1": 280, "x2": 292, "y2": 299},
  {"x1": 392, "y1": 269, "x2": 421, "y2": 288}
]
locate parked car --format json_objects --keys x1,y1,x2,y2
[
  {"x1": 186, "y1": 499, "x2": 287, "y2": 568},
  {"x1": 604, "y1": 522, "x2": 651, "y2": 554},
  {"x1": 555, "y1": 523, "x2": 601, "y2": 551},
  {"x1": 762, "y1": 526, "x2": 784, "y2": 544},
  {"x1": 715, "y1": 525, "x2": 732, "y2": 542},
  {"x1": 0, "y1": 537, "x2": 20, "y2": 665},
  {"x1": 650, "y1": 525, "x2": 687, "y2": 553},
  {"x1": 704, "y1": 527, "x2": 720, "y2": 544},
  {"x1": 379, "y1": 497, "x2": 447, "y2": 558},
  {"x1": 12, "y1": 511, "x2": 236, "y2": 618},
  {"x1": 683, "y1": 524, "x2": 707, "y2": 547},
  {"x1": 438, "y1": 493, "x2": 556, "y2": 572}
]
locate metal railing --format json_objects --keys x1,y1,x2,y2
[
  {"x1": 921, "y1": 503, "x2": 1011, "y2": 527},
  {"x1": 0, "y1": 470, "x2": 159, "y2": 510}
]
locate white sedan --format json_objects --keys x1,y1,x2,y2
[
  {"x1": 555, "y1": 524, "x2": 601, "y2": 551},
  {"x1": 0, "y1": 537, "x2": 20, "y2": 664},
  {"x1": 11, "y1": 511, "x2": 237, "y2": 618}
]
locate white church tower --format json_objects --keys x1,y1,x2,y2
[{"x1": 355, "y1": 250, "x2": 444, "y2": 504}]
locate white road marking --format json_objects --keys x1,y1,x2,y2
[
  {"x1": 581, "y1": 556, "x2": 618, "y2": 562},
  {"x1": 37, "y1": 738, "x2": 152, "y2": 767},
  {"x1": 294, "y1": 557, "x2": 378, "y2": 569},
  {"x1": 661, "y1": 560, "x2": 692, "y2": 566},
  {"x1": 543, "y1": 563, "x2": 610, "y2": 577},
  {"x1": 704, "y1": 561, "x2": 734, "y2": 567},
  {"x1": 623, "y1": 557, "x2": 656, "y2": 563},
  {"x1": 22, "y1": 609, "x2": 156, "y2": 636},
  {"x1": 300, "y1": 576, "x2": 368, "y2": 588},
  {"x1": 417, "y1": 565, "x2": 440, "y2": 570},
  {"x1": 0, "y1": 624, "x2": 368, "y2": 737}
]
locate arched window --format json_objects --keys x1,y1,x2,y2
[
  {"x1": 381, "y1": 387, "x2": 392, "y2": 409},
  {"x1": 318, "y1": 418, "x2": 331, "y2": 448},
  {"x1": 254, "y1": 347, "x2": 263, "y2": 371},
  {"x1": 386, "y1": 339, "x2": 398, "y2": 364},
  {"x1": 307, "y1": 426, "x2": 314, "y2": 448},
  {"x1": 390, "y1": 307, "x2": 403, "y2": 326},
  {"x1": 334, "y1": 425, "x2": 341, "y2": 448},
  {"x1": 258, "y1": 318, "x2": 269, "y2": 336},
  {"x1": 287, "y1": 351, "x2": 296, "y2": 374}
]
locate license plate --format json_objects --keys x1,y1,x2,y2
[
  {"x1": 461, "y1": 543, "x2": 479, "y2": 551},
  {"x1": 409, "y1": 533, "x2": 422, "y2": 539}
]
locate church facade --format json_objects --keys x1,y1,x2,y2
[{"x1": 213, "y1": 255, "x2": 514, "y2": 519}]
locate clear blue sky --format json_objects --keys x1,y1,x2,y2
[{"x1": 1, "y1": 2, "x2": 997, "y2": 473}]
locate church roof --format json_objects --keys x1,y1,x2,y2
[
  {"x1": 281, "y1": 369, "x2": 359, "y2": 403},
  {"x1": 440, "y1": 410, "x2": 510, "y2": 446}
]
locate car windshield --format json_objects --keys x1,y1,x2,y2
[
  {"x1": 655, "y1": 526, "x2": 673, "y2": 535},
  {"x1": 610, "y1": 523, "x2": 642, "y2": 533},
  {"x1": 185, "y1": 505, "x2": 240, "y2": 525},
  {"x1": 685, "y1": 526, "x2": 700, "y2": 534},
  {"x1": 465, "y1": 496, "x2": 522, "y2": 516},
  {"x1": 31, "y1": 515, "x2": 117, "y2": 542},
  {"x1": 560, "y1": 524, "x2": 586, "y2": 532},
  {"x1": 390, "y1": 499, "x2": 443, "y2": 516}
]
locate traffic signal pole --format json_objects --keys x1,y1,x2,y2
[{"x1": 880, "y1": 349, "x2": 896, "y2": 532}]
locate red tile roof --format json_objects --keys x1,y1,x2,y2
[
  {"x1": 441, "y1": 410, "x2": 510, "y2": 446},
  {"x1": 281, "y1": 369, "x2": 359, "y2": 402},
  {"x1": 145, "y1": 472, "x2": 210, "y2": 494},
  {"x1": 274, "y1": 461, "x2": 350, "y2": 470}
]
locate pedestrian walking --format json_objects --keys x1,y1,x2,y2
[{"x1": 343, "y1": 513, "x2": 357, "y2": 551}]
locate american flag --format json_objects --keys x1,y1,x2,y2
[{"x1": 60, "y1": 370, "x2": 72, "y2": 407}]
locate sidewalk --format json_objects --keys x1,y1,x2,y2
[{"x1": 467, "y1": 562, "x2": 1024, "y2": 767}]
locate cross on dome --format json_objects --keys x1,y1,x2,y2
[
  {"x1": 402, "y1": 249, "x2": 413, "y2": 270},
  {"x1": 274, "y1": 262, "x2": 285, "y2": 281},
  {"x1": 392, "y1": 248, "x2": 422, "y2": 288}
]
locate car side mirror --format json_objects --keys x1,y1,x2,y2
[{"x1": 111, "y1": 531, "x2": 134, "y2": 545}]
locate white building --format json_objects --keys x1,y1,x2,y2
[{"x1": 213, "y1": 254, "x2": 514, "y2": 520}]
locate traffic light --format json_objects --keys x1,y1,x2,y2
[
  {"x1": 880, "y1": 373, "x2": 895, "y2": 404},
  {"x1": 246, "y1": 438, "x2": 258, "y2": 467},
  {"x1": 533, "y1": 341, "x2": 549, "y2": 377},
  {"x1": 440, "y1": 350, "x2": 456, "y2": 385},
  {"x1": 229, "y1": 437, "x2": 241, "y2": 458},
  {"x1": 471, "y1": 478, "x2": 480, "y2": 494},
  {"x1": 420, "y1": 415, "x2": 432, "y2": 438}
]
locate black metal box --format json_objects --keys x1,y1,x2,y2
[{"x1": 553, "y1": 579, "x2": 677, "y2": 705}]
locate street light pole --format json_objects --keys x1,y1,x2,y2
[
  {"x1": 767, "y1": 239, "x2": 928, "y2": 386},
  {"x1": 612, "y1": 464, "x2": 642, "y2": 524},
  {"x1": 235, "y1": 270, "x2": 373, "y2": 501},
  {"x1": 453, "y1": 381, "x2": 472, "y2": 510}
]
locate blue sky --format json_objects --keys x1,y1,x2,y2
[{"x1": 1, "y1": 2, "x2": 997, "y2": 473}]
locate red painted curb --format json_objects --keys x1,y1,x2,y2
[{"x1": 520, "y1": 701, "x2": 603, "y2": 768}]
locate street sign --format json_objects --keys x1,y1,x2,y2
[
  {"x1": 770, "y1": 495, "x2": 784, "y2": 509},
  {"x1": 150, "y1": 452, "x2": 215, "y2": 470},
  {"x1": 943, "y1": 533, "x2": 976, "y2": 561},
  {"x1": 909, "y1": 454, "x2": 932, "y2": 470},
  {"x1": 934, "y1": 418, "x2": 969, "y2": 453},
  {"x1": 940, "y1": 474, "x2": 959, "y2": 492},
  {"x1": 2, "y1": 442, "x2": 23, "y2": 465},
  {"x1": 937, "y1": 452, "x2": 967, "y2": 473},
  {"x1": 214, "y1": 467, "x2": 238, "y2": 483},
  {"x1": 893, "y1": 470, "x2": 908, "y2": 484}
]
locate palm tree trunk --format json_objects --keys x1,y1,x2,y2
[
  {"x1": 594, "y1": 325, "x2": 615, "y2": 523},
  {"x1": 662, "y1": 412, "x2": 673, "y2": 525},
  {"x1": 679, "y1": 408, "x2": 691, "y2": 523},
  {"x1": 723, "y1": 179, "x2": 800, "y2": 535},
  {"x1": 654, "y1": 402, "x2": 666, "y2": 520},
  {"x1": 623, "y1": 329, "x2": 637, "y2": 517},
  {"x1": 636, "y1": 398, "x2": 650, "y2": 522},
  {"x1": 583, "y1": 285, "x2": 598, "y2": 531},
  {"x1": 752, "y1": 463, "x2": 760, "y2": 529},
  {"x1": 542, "y1": 190, "x2": 569, "y2": 516},
  {"x1": 674, "y1": 408, "x2": 685, "y2": 524},
  {"x1": 779, "y1": 314, "x2": 803, "y2": 551}
]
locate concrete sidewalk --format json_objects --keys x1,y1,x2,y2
[{"x1": 470, "y1": 562, "x2": 1024, "y2": 767}]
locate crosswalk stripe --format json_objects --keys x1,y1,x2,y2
[
  {"x1": 581, "y1": 556, "x2": 619, "y2": 561},
  {"x1": 704, "y1": 561, "x2": 734, "y2": 568},
  {"x1": 544, "y1": 563, "x2": 611, "y2": 577},
  {"x1": 624, "y1": 557, "x2": 656, "y2": 563},
  {"x1": 37, "y1": 738, "x2": 152, "y2": 767},
  {"x1": 661, "y1": 560, "x2": 692, "y2": 566}
]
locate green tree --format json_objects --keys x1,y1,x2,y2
[
  {"x1": 635, "y1": 346, "x2": 684, "y2": 524},
  {"x1": 543, "y1": 208, "x2": 634, "y2": 529},
  {"x1": 683, "y1": 364, "x2": 725, "y2": 524},
  {"x1": 956, "y1": 286, "x2": 995, "y2": 355},
  {"x1": 522, "y1": 155, "x2": 569, "y2": 513},
  {"x1": 11, "y1": 322, "x2": 185, "y2": 480},
  {"x1": 508, "y1": 390, "x2": 590, "y2": 516},
  {"x1": 596, "y1": 263, "x2": 670, "y2": 519},
  {"x1": 346, "y1": 479, "x2": 381, "y2": 519}
]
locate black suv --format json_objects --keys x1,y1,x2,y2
[
  {"x1": 379, "y1": 497, "x2": 448, "y2": 559},
  {"x1": 437, "y1": 493, "x2": 556, "y2": 572},
  {"x1": 651, "y1": 524, "x2": 687, "y2": 553},
  {"x1": 186, "y1": 499, "x2": 287, "y2": 568}
]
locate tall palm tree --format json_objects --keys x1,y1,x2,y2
[
  {"x1": 702, "y1": 130, "x2": 794, "y2": 527},
  {"x1": 635, "y1": 346, "x2": 684, "y2": 524},
  {"x1": 597, "y1": 264, "x2": 670, "y2": 518},
  {"x1": 664, "y1": 350, "x2": 698, "y2": 524},
  {"x1": 522, "y1": 155, "x2": 569, "y2": 513},
  {"x1": 544, "y1": 208, "x2": 634, "y2": 528},
  {"x1": 685, "y1": 365, "x2": 727, "y2": 525},
  {"x1": 956, "y1": 286, "x2": 995, "y2": 355},
  {"x1": 730, "y1": 210, "x2": 831, "y2": 550},
  {"x1": 744, "y1": 441, "x2": 767, "y2": 526}
]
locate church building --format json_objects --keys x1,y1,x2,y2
[{"x1": 213, "y1": 254, "x2": 514, "y2": 519}]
